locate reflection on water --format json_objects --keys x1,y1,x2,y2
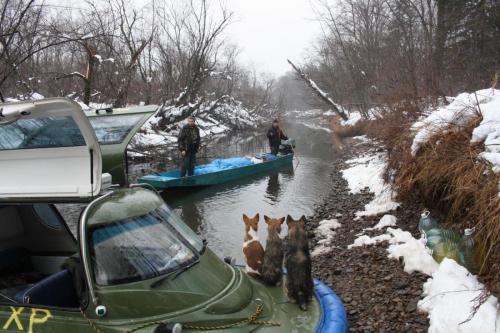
[
  {"x1": 266, "y1": 172, "x2": 282, "y2": 202},
  {"x1": 162, "y1": 114, "x2": 336, "y2": 263}
]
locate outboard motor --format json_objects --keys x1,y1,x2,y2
[{"x1": 279, "y1": 138, "x2": 296, "y2": 155}]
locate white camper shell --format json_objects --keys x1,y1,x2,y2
[{"x1": 0, "y1": 98, "x2": 104, "y2": 201}]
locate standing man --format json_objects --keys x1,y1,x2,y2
[
  {"x1": 266, "y1": 119, "x2": 288, "y2": 155},
  {"x1": 178, "y1": 116, "x2": 201, "y2": 177}
]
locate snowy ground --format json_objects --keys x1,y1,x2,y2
[
  {"x1": 130, "y1": 99, "x2": 261, "y2": 155},
  {"x1": 311, "y1": 218, "x2": 342, "y2": 256},
  {"x1": 412, "y1": 88, "x2": 500, "y2": 173},
  {"x1": 341, "y1": 152, "x2": 400, "y2": 218},
  {"x1": 326, "y1": 137, "x2": 500, "y2": 333}
]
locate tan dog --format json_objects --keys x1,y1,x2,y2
[
  {"x1": 261, "y1": 216, "x2": 285, "y2": 286},
  {"x1": 242, "y1": 213, "x2": 264, "y2": 278}
]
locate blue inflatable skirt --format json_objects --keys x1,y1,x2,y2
[{"x1": 313, "y1": 279, "x2": 349, "y2": 333}]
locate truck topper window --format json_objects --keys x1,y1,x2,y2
[
  {"x1": 0, "y1": 116, "x2": 85, "y2": 150},
  {"x1": 88, "y1": 114, "x2": 143, "y2": 145}
]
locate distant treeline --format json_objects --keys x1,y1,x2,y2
[{"x1": 303, "y1": 0, "x2": 500, "y2": 115}]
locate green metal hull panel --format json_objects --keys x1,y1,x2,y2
[
  {"x1": 139, "y1": 154, "x2": 294, "y2": 190},
  {"x1": 100, "y1": 145, "x2": 127, "y2": 187},
  {"x1": 0, "y1": 273, "x2": 320, "y2": 333}
]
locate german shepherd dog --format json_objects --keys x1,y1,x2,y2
[
  {"x1": 261, "y1": 216, "x2": 285, "y2": 286},
  {"x1": 242, "y1": 214, "x2": 264, "y2": 278},
  {"x1": 285, "y1": 215, "x2": 313, "y2": 311}
]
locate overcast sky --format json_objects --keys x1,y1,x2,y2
[
  {"x1": 224, "y1": 0, "x2": 322, "y2": 76},
  {"x1": 48, "y1": 0, "x2": 322, "y2": 77}
]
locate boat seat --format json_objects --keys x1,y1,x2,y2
[
  {"x1": 0, "y1": 248, "x2": 31, "y2": 273},
  {"x1": 15, "y1": 269, "x2": 79, "y2": 308},
  {"x1": 0, "y1": 285, "x2": 30, "y2": 303}
]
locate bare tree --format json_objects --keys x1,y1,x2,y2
[
  {"x1": 155, "y1": 0, "x2": 233, "y2": 123},
  {"x1": 0, "y1": 0, "x2": 85, "y2": 100},
  {"x1": 111, "y1": 0, "x2": 154, "y2": 107}
]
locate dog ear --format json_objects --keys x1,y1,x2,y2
[
  {"x1": 242, "y1": 214, "x2": 249, "y2": 223},
  {"x1": 300, "y1": 215, "x2": 307, "y2": 222},
  {"x1": 264, "y1": 215, "x2": 269, "y2": 223},
  {"x1": 254, "y1": 213, "x2": 260, "y2": 221},
  {"x1": 279, "y1": 217, "x2": 285, "y2": 224},
  {"x1": 286, "y1": 215, "x2": 293, "y2": 222}
]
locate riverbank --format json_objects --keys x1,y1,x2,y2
[
  {"x1": 308, "y1": 133, "x2": 500, "y2": 332},
  {"x1": 307, "y1": 136, "x2": 430, "y2": 332}
]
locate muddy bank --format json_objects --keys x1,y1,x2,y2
[{"x1": 307, "y1": 138, "x2": 429, "y2": 332}]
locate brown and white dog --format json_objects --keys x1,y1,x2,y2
[{"x1": 242, "y1": 213, "x2": 264, "y2": 278}]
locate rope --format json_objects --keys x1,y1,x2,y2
[
  {"x1": 182, "y1": 303, "x2": 280, "y2": 331},
  {"x1": 80, "y1": 308, "x2": 106, "y2": 333},
  {"x1": 81, "y1": 302, "x2": 280, "y2": 333}
]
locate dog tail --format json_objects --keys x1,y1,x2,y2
[{"x1": 297, "y1": 291, "x2": 307, "y2": 311}]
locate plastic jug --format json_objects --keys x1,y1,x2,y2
[
  {"x1": 431, "y1": 229, "x2": 462, "y2": 264},
  {"x1": 459, "y1": 228, "x2": 480, "y2": 274},
  {"x1": 418, "y1": 210, "x2": 439, "y2": 236},
  {"x1": 424, "y1": 228, "x2": 444, "y2": 250}
]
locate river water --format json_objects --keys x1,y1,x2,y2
[
  {"x1": 60, "y1": 110, "x2": 336, "y2": 263},
  {"x1": 156, "y1": 110, "x2": 337, "y2": 262}
]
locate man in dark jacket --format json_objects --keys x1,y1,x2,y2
[
  {"x1": 178, "y1": 116, "x2": 201, "y2": 177},
  {"x1": 266, "y1": 119, "x2": 288, "y2": 155}
]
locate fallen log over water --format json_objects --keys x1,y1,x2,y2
[{"x1": 287, "y1": 59, "x2": 348, "y2": 121}]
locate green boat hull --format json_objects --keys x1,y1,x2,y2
[{"x1": 138, "y1": 154, "x2": 294, "y2": 190}]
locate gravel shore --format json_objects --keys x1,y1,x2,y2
[{"x1": 308, "y1": 137, "x2": 430, "y2": 332}]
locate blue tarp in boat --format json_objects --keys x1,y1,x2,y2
[
  {"x1": 139, "y1": 153, "x2": 294, "y2": 189},
  {"x1": 194, "y1": 157, "x2": 254, "y2": 176},
  {"x1": 258, "y1": 153, "x2": 277, "y2": 161}
]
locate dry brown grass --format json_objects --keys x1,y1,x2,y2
[{"x1": 369, "y1": 116, "x2": 500, "y2": 295}]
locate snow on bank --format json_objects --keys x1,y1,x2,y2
[
  {"x1": 349, "y1": 226, "x2": 438, "y2": 274},
  {"x1": 341, "y1": 111, "x2": 362, "y2": 126},
  {"x1": 411, "y1": 89, "x2": 500, "y2": 173},
  {"x1": 312, "y1": 218, "x2": 342, "y2": 256},
  {"x1": 341, "y1": 153, "x2": 400, "y2": 217},
  {"x1": 418, "y1": 258, "x2": 500, "y2": 333},
  {"x1": 386, "y1": 228, "x2": 438, "y2": 275},
  {"x1": 131, "y1": 99, "x2": 260, "y2": 151},
  {"x1": 352, "y1": 135, "x2": 371, "y2": 144},
  {"x1": 365, "y1": 214, "x2": 397, "y2": 230},
  {"x1": 4, "y1": 92, "x2": 45, "y2": 102},
  {"x1": 348, "y1": 233, "x2": 392, "y2": 249},
  {"x1": 301, "y1": 122, "x2": 332, "y2": 133},
  {"x1": 348, "y1": 224, "x2": 499, "y2": 332}
]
